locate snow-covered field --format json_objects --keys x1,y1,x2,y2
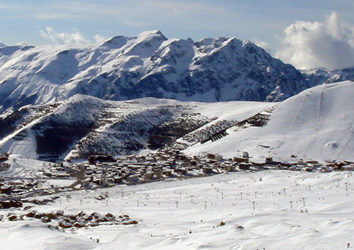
[{"x1": 1, "y1": 170, "x2": 353, "y2": 250}]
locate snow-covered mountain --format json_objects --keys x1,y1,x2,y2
[
  {"x1": 0, "y1": 30, "x2": 310, "y2": 112},
  {"x1": 0, "y1": 81, "x2": 353, "y2": 163},
  {"x1": 0, "y1": 94, "x2": 270, "y2": 162},
  {"x1": 302, "y1": 67, "x2": 354, "y2": 86}
]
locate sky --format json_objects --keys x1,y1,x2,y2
[{"x1": 0, "y1": 0, "x2": 354, "y2": 70}]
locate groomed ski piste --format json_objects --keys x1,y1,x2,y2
[{"x1": 184, "y1": 81, "x2": 354, "y2": 163}]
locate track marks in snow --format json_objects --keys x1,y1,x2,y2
[{"x1": 304, "y1": 90, "x2": 325, "y2": 159}]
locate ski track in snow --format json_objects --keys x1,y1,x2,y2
[
  {"x1": 277, "y1": 92, "x2": 307, "y2": 155},
  {"x1": 304, "y1": 90, "x2": 325, "y2": 159}
]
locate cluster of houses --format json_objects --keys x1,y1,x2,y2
[
  {"x1": 69, "y1": 149, "x2": 229, "y2": 188},
  {"x1": 2, "y1": 210, "x2": 137, "y2": 230},
  {"x1": 0, "y1": 178, "x2": 41, "y2": 197},
  {"x1": 66, "y1": 149, "x2": 354, "y2": 189},
  {"x1": 0, "y1": 149, "x2": 353, "y2": 210}
]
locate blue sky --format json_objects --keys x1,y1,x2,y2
[
  {"x1": 0, "y1": 0, "x2": 352, "y2": 45},
  {"x1": 0, "y1": 0, "x2": 354, "y2": 69}
]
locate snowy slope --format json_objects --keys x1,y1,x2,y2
[
  {"x1": 1, "y1": 170, "x2": 353, "y2": 249},
  {"x1": 0, "y1": 154, "x2": 47, "y2": 179},
  {"x1": 0, "y1": 96, "x2": 272, "y2": 161},
  {"x1": 185, "y1": 81, "x2": 354, "y2": 162},
  {"x1": 0, "y1": 31, "x2": 309, "y2": 112}
]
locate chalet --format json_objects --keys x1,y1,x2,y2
[{"x1": 233, "y1": 157, "x2": 249, "y2": 163}]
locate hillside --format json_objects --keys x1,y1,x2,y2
[
  {"x1": 185, "y1": 81, "x2": 354, "y2": 162},
  {"x1": 0, "y1": 81, "x2": 353, "y2": 163},
  {"x1": 0, "y1": 95, "x2": 271, "y2": 162}
]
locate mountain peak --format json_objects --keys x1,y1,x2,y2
[
  {"x1": 137, "y1": 30, "x2": 167, "y2": 40},
  {"x1": 99, "y1": 35, "x2": 129, "y2": 49}
]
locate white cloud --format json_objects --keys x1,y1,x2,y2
[
  {"x1": 276, "y1": 12, "x2": 354, "y2": 70},
  {"x1": 94, "y1": 35, "x2": 106, "y2": 44},
  {"x1": 40, "y1": 27, "x2": 88, "y2": 45},
  {"x1": 40, "y1": 27, "x2": 104, "y2": 45}
]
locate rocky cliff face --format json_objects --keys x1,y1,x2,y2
[{"x1": 0, "y1": 30, "x2": 310, "y2": 112}]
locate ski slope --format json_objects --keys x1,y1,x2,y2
[
  {"x1": 0, "y1": 170, "x2": 353, "y2": 249},
  {"x1": 185, "y1": 81, "x2": 354, "y2": 162}
]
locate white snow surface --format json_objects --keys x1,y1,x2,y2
[
  {"x1": 191, "y1": 101, "x2": 272, "y2": 121},
  {"x1": 0, "y1": 154, "x2": 46, "y2": 179},
  {"x1": 1, "y1": 170, "x2": 353, "y2": 249},
  {"x1": 185, "y1": 81, "x2": 354, "y2": 162}
]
